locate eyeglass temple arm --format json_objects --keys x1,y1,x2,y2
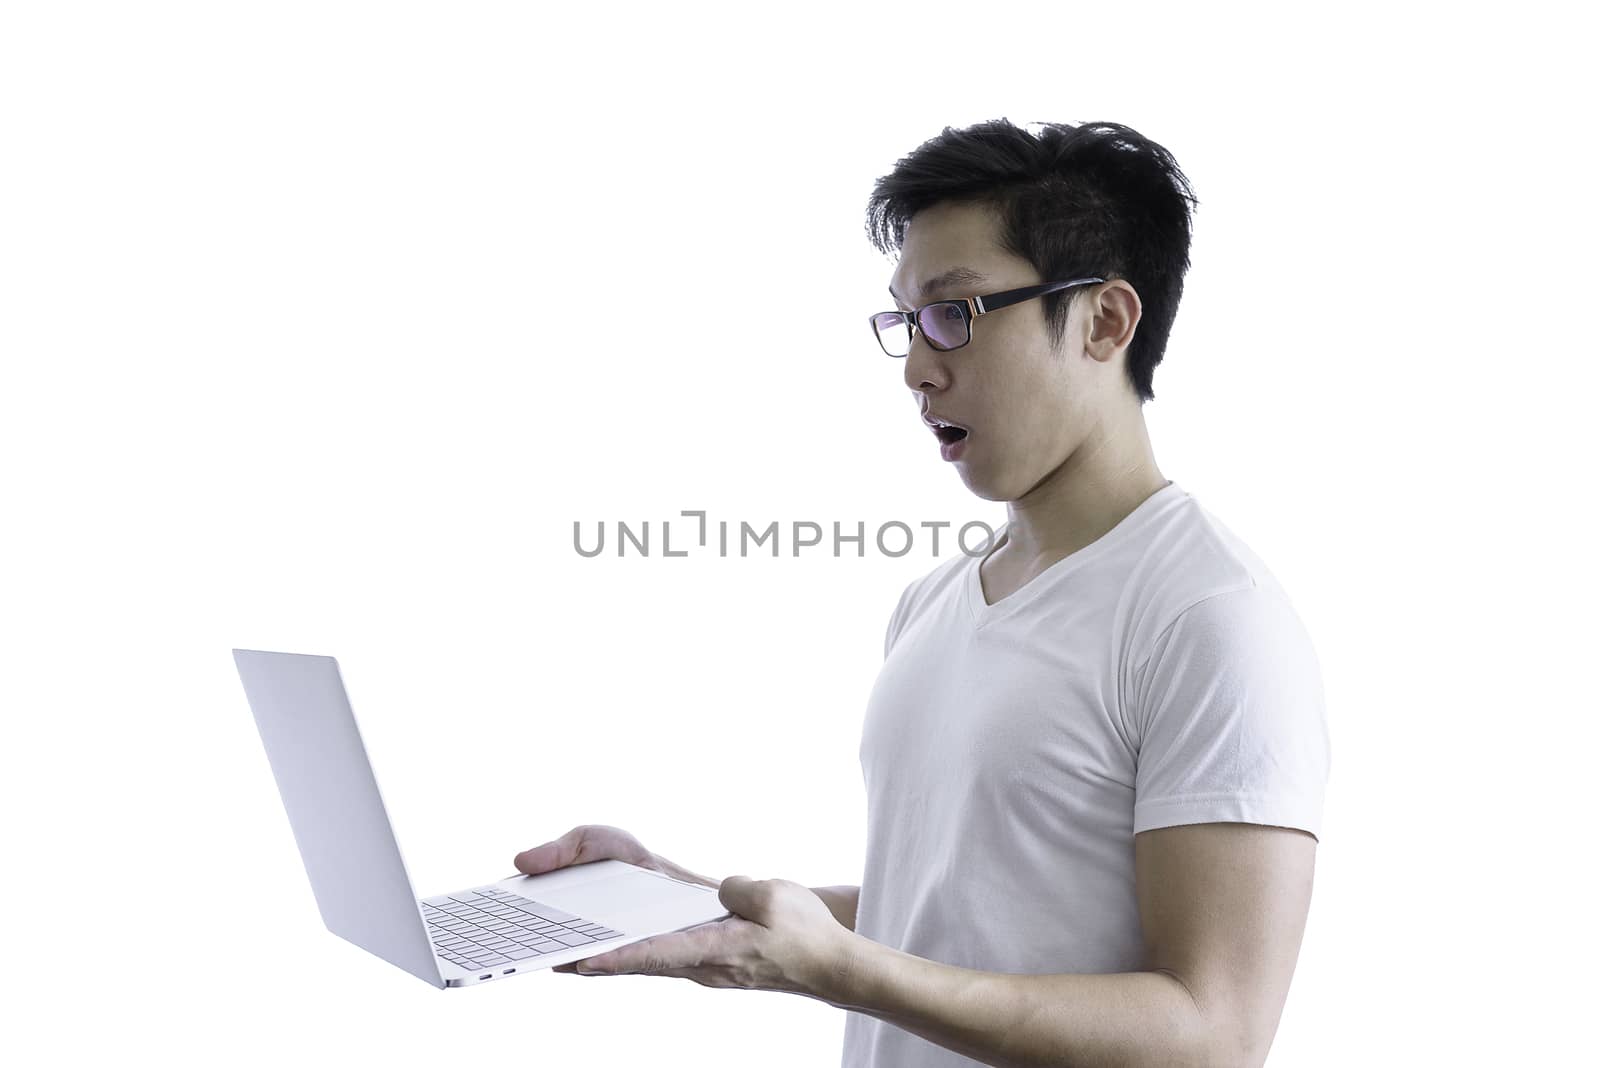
[{"x1": 974, "y1": 277, "x2": 1106, "y2": 315}]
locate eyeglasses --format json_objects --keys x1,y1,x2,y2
[{"x1": 868, "y1": 277, "x2": 1106, "y2": 358}]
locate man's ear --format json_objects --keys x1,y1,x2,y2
[{"x1": 1082, "y1": 281, "x2": 1142, "y2": 364}]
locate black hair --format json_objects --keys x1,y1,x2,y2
[{"x1": 864, "y1": 118, "x2": 1198, "y2": 403}]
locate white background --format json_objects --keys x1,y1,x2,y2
[{"x1": 3, "y1": 2, "x2": 1595, "y2": 1065}]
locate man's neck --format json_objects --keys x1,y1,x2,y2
[{"x1": 997, "y1": 415, "x2": 1168, "y2": 568}]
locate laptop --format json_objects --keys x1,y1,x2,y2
[{"x1": 232, "y1": 648, "x2": 732, "y2": 988}]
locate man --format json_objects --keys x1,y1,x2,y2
[{"x1": 516, "y1": 118, "x2": 1331, "y2": 1068}]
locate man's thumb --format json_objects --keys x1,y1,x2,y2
[{"x1": 514, "y1": 843, "x2": 555, "y2": 873}]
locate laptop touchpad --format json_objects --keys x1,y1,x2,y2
[{"x1": 537, "y1": 868, "x2": 714, "y2": 917}]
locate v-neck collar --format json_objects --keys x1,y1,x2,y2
[{"x1": 964, "y1": 480, "x2": 1182, "y2": 629}]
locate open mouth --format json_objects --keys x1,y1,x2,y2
[{"x1": 933, "y1": 425, "x2": 969, "y2": 446}]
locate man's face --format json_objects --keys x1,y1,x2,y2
[{"x1": 887, "y1": 200, "x2": 1105, "y2": 502}]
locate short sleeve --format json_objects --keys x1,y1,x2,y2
[
  {"x1": 1129, "y1": 583, "x2": 1331, "y2": 841},
  {"x1": 883, "y1": 579, "x2": 916, "y2": 659}
]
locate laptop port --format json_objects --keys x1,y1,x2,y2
[
  {"x1": 479, "y1": 973, "x2": 491, "y2": 980},
  {"x1": 503, "y1": 968, "x2": 514, "y2": 974}
]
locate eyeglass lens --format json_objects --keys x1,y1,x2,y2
[{"x1": 872, "y1": 303, "x2": 967, "y2": 356}]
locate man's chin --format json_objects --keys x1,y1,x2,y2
[{"x1": 956, "y1": 468, "x2": 1007, "y2": 503}]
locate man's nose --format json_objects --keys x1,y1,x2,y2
[{"x1": 903, "y1": 335, "x2": 948, "y2": 393}]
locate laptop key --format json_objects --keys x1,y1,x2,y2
[
  {"x1": 504, "y1": 948, "x2": 537, "y2": 960},
  {"x1": 549, "y1": 931, "x2": 596, "y2": 947},
  {"x1": 504, "y1": 902, "x2": 548, "y2": 918},
  {"x1": 503, "y1": 897, "x2": 581, "y2": 924}
]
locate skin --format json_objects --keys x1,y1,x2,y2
[
  {"x1": 520, "y1": 201, "x2": 1319, "y2": 1067},
  {"x1": 890, "y1": 199, "x2": 1171, "y2": 605}
]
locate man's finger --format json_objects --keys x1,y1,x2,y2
[
  {"x1": 717, "y1": 874, "x2": 760, "y2": 917},
  {"x1": 513, "y1": 826, "x2": 587, "y2": 874},
  {"x1": 574, "y1": 947, "x2": 637, "y2": 974},
  {"x1": 574, "y1": 931, "x2": 703, "y2": 975}
]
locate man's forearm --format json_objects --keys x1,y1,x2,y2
[
  {"x1": 809, "y1": 884, "x2": 860, "y2": 931},
  {"x1": 815, "y1": 935, "x2": 1218, "y2": 1068}
]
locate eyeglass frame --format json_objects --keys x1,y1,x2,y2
[{"x1": 869, "y1": 277, "x2": 1107, "y2": 358}]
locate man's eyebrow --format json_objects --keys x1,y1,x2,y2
[{"x1": 888, "y1": 266, "x2": 989, "y2": 306}]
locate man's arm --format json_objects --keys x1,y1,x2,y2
[
  {"x1": 809, "y1": 823, "x2": 1316, "y2": 1068},
  {"x1": 809, "y1": 884, "x2": 860, "y2": 931}
]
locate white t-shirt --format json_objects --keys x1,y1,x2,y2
[{"x1": 841, "y1": 480, "x2": 1331, "y2": 1068}]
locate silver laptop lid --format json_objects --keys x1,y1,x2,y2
[{"x1": 233, "y1": 648, "x2": 444, "y2": 988}]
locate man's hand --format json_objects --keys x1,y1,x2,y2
[
  {"x1": 553, "y1": 874, "x2": 856, "y2": 1001},
  {"x1": 514, "y1": 823, "x2": 723, "y2": 890}
]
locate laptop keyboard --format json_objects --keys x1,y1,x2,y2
[{"x1": 420, "y1": 886, "x2": 624, "y2": 971}]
